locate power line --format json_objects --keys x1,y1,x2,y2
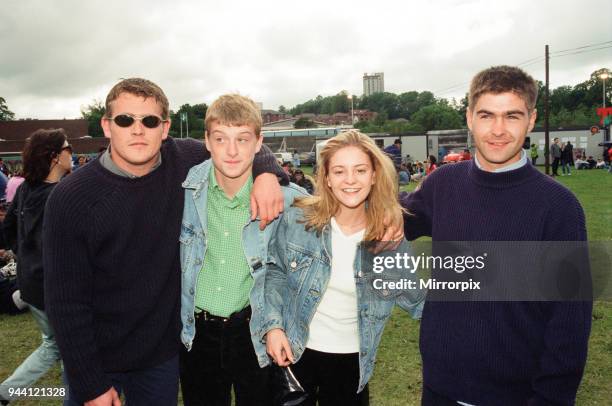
[
  {"x1": 550, "y1": 44, "x2": 612, "y2": 58},
  {"x1": 433, "y1": 42, "x2": 611, "y2": 97},
  {"x1": 517, "y1": 55, "x2": 544, "y2": 66},
  {"x1": 551, "y1": 40, "x2": 612, "y2": 55},
  {"x1": 434, "y1": 81, "x2": 471, "y2": 95}
]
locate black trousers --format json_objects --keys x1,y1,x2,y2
[
  {"x1": 291, "y1": 348, "x2": 369, "y2": 406},
  {"x1": 552, "y1": 157, "x2": 560, "y2": 175},
  {"x1": 179, "y1": 307, "x2": 270, "y2": 406}
]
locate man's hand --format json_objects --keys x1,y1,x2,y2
[
  {"x1": 84, "y1": 387, "x2": 121, "y2": 406},
  {"x1": 370, "y1": 211, "x2": 404, "y2": 254},
  {"x1": 251, "y1": 173, "x2": 284, "y2": 230},
  {"x1": 265, "y1": 328, "x2": 294, "y2": 367}
]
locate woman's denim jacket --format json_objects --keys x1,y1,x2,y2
[
  {"x1": 179, "y1": 159, "x2": 307, "y2": 365},
  {"x1": 257, "y1": 206, "x2": 425, "y2": 392}
]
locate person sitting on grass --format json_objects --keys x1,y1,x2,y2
[{"x1": 292, "y1": 169, "x2": 314, "y2": 194}]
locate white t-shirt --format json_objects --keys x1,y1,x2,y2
[{"x1": 306, "y1": 217, "x2": 364, "y2": 353}]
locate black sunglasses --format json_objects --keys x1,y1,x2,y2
[{"x1": 110, "y1": 114, "x2": 166, "y2": 129}]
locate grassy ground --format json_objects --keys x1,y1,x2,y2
[{"x1": 0, "y1": 167, "x2": 610, "y2": 405}]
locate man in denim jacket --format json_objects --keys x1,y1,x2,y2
[{"x1": 179, "y1": 94, "x2": 307, "y2": 406}]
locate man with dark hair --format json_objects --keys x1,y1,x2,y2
[
  {"x1": 402, "y1": 66, "x2": 591, "y2": 405},
  {"x1": 384, "y1": 138, "x2": 402, "y2": 168},
  {"x1": 551, "y1": 137, "x2": 562, "y2": 176},
  {"x1": 43, "y1": 78, "x2": 287, "y2": 406}
]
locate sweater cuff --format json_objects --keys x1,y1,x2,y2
[
  {"x1": 67, "y1": 369, "x2": 113, "y2": 403},
  {"x1": 253, "y1": 144, "x2": 290, "y2": 185}
]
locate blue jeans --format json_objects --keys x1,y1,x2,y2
[
  {"x1": 562, "y1": 162, "x2": 572, "y2": 174},
  {"x1": 63, "y1": 355, "x2": 179, "y2": 406},
  {"x1": 0, "y1": 304, "x2": 62, "y2": 401}
]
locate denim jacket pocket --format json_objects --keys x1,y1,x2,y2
[{"x1": 179, "y1": 221, "x2": 197, "y2": 267}]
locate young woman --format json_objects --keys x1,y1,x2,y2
[
  {"x1": 0, "y1": 129, "x2": 72, "y2": 403},
  {"x1": 259, "y1": 130, "x2": 423, "y2": 405},
  {"x1": 426, "y1": 155, "x2": 437, "y2": 175}
]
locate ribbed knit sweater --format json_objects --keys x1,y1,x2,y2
[
  {"x1": 401, "y1": 160, "x2": 592, "y2": 406},
  {"x1": 43, "y1": 137, "x2": 284, "y2": 402}
]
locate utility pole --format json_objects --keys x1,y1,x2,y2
[
  {"x1": 544, "y1": 45, "x2": 550, "y2": 175},
  {"x1": 186, "y1": 112, "x2": 189, "y2": 138}
]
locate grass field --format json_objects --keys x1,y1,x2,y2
[{"x1": 1, "y1": 167, "x2": 610, "y2": 405}]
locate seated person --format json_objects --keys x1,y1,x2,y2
[
  {"x1": 574, "y1": 157, "x2": 588, "y2": 170},
  {"x1": 292, "y1": 169, "x2": 314, "y2": 194},
  {"x1": 595, "y1": 159, "x2": 607, "y2": 169},
  {"x1": 586, "y1": 156, "x2": 597, "y2": 169},
  {"x1": 398, "y1": 163, "x2": 410, "y2": 185}
]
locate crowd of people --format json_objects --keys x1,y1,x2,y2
[{"x1": 0, "y1": 65, "x2": 595, "y2": 406}]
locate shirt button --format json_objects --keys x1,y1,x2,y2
[
  {"x1": 220, "y1": 259, "x2": 226, "y2": 265},
  {"x1": 189, "y1": 288, "x2": 194, "y2": 295},
  {"x1": 217, "y1": 287, "x2": 222, "y2": 291},
  {"x1": 188, "y1": 317, "x2": 194, "y2": 324},
  {"x1": 195, "y1": 259, "x2": 202, "y2": 265},
  {"x1": 224, "y1": 231, "x2": 229, "y2": 237},
  {"x1": 357, "y1": 271, "x2": 363, "y2": 277},
  {"x1": 290, "y1": 261, "x2": 297, "y2": 269}
]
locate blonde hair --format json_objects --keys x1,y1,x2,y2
[
  {"x1": 205, "y1": 94, "x2": 262, "y2": 136},
  {"x1": 295, "y1": 130, "x2": 404, "y2": 241}
]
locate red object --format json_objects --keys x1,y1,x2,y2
[{"x1": 443, "y1": 152, "x2": 463, "y2": 163}]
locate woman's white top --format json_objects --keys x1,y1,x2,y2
[{"x1": 306, "y1": 217, "x2": 364, "y2": 353}]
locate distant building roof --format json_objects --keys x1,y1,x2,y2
[{"x1": 0, "y1": 119, "x2": 88, "y2": 141}]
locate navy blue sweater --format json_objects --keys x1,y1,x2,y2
[
  {"x1": 43, "y1": 138, "x2": 285, "y2": 402},
  {"x1": 401, "y1": 160, "x2": 592, "y2": 405}
]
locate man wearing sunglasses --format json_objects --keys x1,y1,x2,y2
[{"x1": 42, "y1": 78, "x2": 288, "y2": 406}]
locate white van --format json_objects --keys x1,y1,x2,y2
[{"x1": 274, "y1": 152, "x2": 293, "y2": 164}]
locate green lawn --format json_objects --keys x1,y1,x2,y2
[{"x1": 1, "y1": 168, "x2": 610, "y2": 405}]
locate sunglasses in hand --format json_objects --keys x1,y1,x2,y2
[{"x1": 108, "y1": 113, "x2": 168, "y2": 129}]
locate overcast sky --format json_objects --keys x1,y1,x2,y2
[{"x1": 1, "y1": 0, "x2": 611, "y2": 119}]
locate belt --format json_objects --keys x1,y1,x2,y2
[{"x1": 194, "y1": 306, "x2": 251, "y2": 324}]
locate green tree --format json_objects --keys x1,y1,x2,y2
[
  {"x1": 81, "y1": 100, "x2": 106, "y2": 137},
  {"x1": 0, "y1": 97, "x2": 15, "y2": 121},
  {"x1": 411, "y1": 102, "x2": 463, "y2": 131},
  {"x1": 294, "y1": 117, "x2": 315, "y2": 129},
  {"x1": 192, "y1": 103, "x2": 208, "y2": 119},
  {"x1": 278, "y1": 105, "x2": 286, "y2": 113},
  {"x1": 170, "y1": 104, "x2": 204, "y2": 137}
]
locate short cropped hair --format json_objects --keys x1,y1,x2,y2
[
  {"x1": 22, "y1": 128, "x2": 68, "y2": 184},
  {"x1": 205, "y1": 94, "x2": 262, "y2": 136},
  {"x1": 105, "y1": 78, "x2": 169, "y2": 119},
  {"x1": 469, "y1": 66, "x2": 538, "y2": 112}
]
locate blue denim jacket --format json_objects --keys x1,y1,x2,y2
[
  {"x1": 258, "y1": 206, "x2": 424, "y2": 392},
  {"x1": 180, "y1": 159, "x2": 307, "y2": 366}
]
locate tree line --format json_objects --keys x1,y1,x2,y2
[{"x1": 0, "y1": 68, "x2": 608, "y2": 136}]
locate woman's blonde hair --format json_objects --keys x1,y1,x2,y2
[{"x1": 295, "y1": 130, "x2": 403, "y2": 241}]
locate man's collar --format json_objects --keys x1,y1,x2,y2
[
  {"x1": 474, "y1": 149, "x2": 528, "y2": 173},
  {"x1": 99, "y1": 145, "x2": 162, "y2": 178}
]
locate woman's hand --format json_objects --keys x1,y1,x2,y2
[{"x1": 265, "y1": 328, "x2": 294, "y2": 367}]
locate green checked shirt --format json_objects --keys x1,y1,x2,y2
[{"x1": 195, "y1": 166, "x2": 253, "y2": 317}]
